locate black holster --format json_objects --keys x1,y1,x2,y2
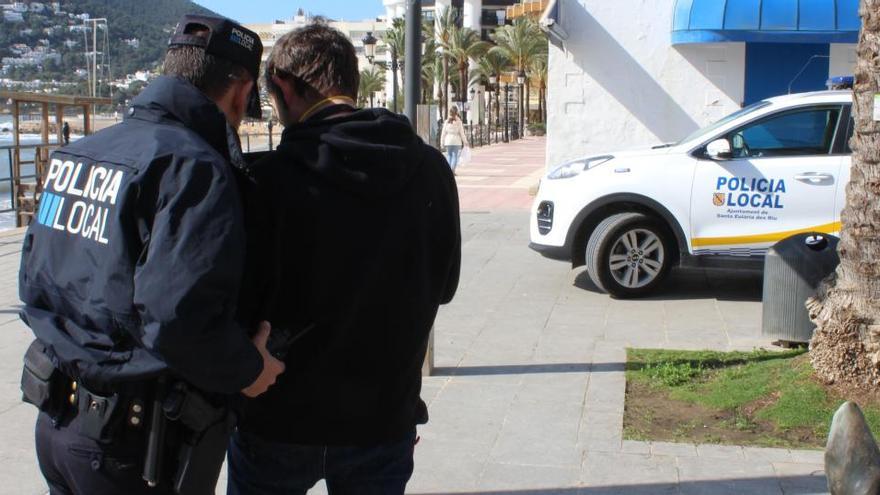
[
  {"x1": 21, "y1": 339, "x2": 64, "y2": 417},
  {"x1": 164, "y1": 382, "x2": 234, "y2": 495}
]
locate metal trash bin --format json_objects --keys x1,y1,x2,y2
[{"x1": 762, "y1": 233, "x2": 840, "y2": 345}]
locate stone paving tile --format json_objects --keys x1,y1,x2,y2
[
  {"x1": 581, "y1": 452, "x2": 679, "y2": 487},
  {"x1": 743, "y1": 447, "x2": 796, "y2": 464},
  {"x1": 697, "y1": 444, "x2": 746, "y2": 458},
  {"x1": 789, "y1": 449, "x2": 826, "y2": 465},
  {"x1": 651, "y1": 441, "x2": 699, "y2": 457},
  {"x1": 477, "y1": 462, "x2": 581, "y2": 491}
]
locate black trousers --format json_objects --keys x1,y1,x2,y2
[{"x1": 35, "y1": 411, "x2": 176, "y2": 495}]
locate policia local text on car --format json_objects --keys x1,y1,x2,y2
[{"x1": 18, "y1": 15, "x2": 284, "y2": 495}]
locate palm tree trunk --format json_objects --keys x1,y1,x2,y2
[
  {"x1": 460, "y1": 64, "x2": 467, "y2": 122},
  {"x1": 808, "y1": 0, "x2": 880, "y2": 388},
  {"x1": 543, "y1": 85, "x2": 547, "y2": 123},
  {"x1": 443, "y1": 54, "x2": 450, "y2": 120},
  {"x1": 525, "y1": 77, "x2": 530, "y2": 126}
]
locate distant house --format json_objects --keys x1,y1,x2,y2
[
  {"x1": 3, "y1": 11, "x2": 24, "y2": 22},
  {"x1": 123, "y1": 38, "x2": 141, "y2": 49}
]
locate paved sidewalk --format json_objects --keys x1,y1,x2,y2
[
  {"x1": 404, "y1": 211, "x2": 826, "y2": 495},
  {"x1": 0, "y1": 137, "x2": 829, "y2": 494},
  {"x1": 454, "y1": 137, "x2": 546, "y2": 212}
]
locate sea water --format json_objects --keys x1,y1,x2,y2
[{"x1": 0, "y1": 122, "x2": 50, "y2": 230}]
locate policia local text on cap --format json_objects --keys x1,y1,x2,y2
[
  {"x1": 168, "y1": 14, "x2": 264, "y2": 120},
  {"x1": 18, "y1": 14, "x2": 286, "y2": 495}
]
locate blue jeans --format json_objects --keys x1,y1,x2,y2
[
  {"x1": 227, "y1": 429, "x2": 416, "y2": 495},
  {"x1": 446, "y1": 145, "x2": 462, "y2": 170}
]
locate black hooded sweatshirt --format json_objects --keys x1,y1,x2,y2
[{"x1": 239, "y1": 107, "x2": 461, "y2": 445}]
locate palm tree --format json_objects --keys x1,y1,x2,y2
[
  {"x1": 358, "y1": 66, "x2": 385, "y2": 108},
  {"x1": 491, "y1": 17, "x2": 547, "y2": 127},
  {"x1": 421, "y1": 17, "x2": 439, "y2": 104},
  {"x1": 530, "y1": 55, "x2": 548, "y2": 123},
  {"x1": 435, "y1": 6, "x2": 460, "y2": 119},
  {"x1": 472, "y1": 50, "x2": 511, "y2": 131},
  {"x1": 384, "y1": 17, "x2": 406, "y2": 112},
  {"x1": 444, "y1": 25, "x2": 489, "y2": 122},
  {"x1": 808, "y1": 0, "x2": 880, "y2": 389}
]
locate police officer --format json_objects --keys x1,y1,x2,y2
[{"x1": 18, "y1": 15, "x2": 285, "y2": 495}]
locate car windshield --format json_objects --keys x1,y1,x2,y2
[{"x1": 676, "y1": 101, "x2": 772, "y2": 145}]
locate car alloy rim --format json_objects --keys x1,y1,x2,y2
[{"x1": 608, "y1": 228, "x2": 665, "y2": 289}]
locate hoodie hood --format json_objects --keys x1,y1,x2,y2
[{"x1": 276, "y1": 108, "x2": 425, "y2": 197}]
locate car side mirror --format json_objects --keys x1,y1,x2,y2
[{"x1": 706, "y1": 138, "x2": 733, "y2": 160}]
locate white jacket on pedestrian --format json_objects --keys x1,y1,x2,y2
[{"x1": 441, "y1": 118, "x2": 467, "y2": 147}]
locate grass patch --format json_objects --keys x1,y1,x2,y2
[{"x1": 625, "y1": 348, "x2": 880, "y2": 449}]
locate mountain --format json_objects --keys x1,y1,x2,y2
[
  {"x1": 67, "y1": 0, "x2": 218, "y2": 76},
  {"x1": 0, "y1": 0, "x2": 218, "y2": 88}
]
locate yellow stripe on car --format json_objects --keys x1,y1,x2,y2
[{"x1": 692, "y1": 222, "x2": 842, "y2": 248}]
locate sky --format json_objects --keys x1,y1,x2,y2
[{"x1": 194, "y1": 1, "x2": 384, "y2": 24}]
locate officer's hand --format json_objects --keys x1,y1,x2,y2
[{"x1": 241, "y1": 321, "x2": 286, "y2": 398}]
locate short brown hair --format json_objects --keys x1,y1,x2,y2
[
  {"x1": 265, "y1": 23, "x2": 359, "y2": 101},
  {"x1": 163, "y1": 27, "x2": 250, "y2": 100}
]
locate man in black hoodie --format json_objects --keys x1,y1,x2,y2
[{"x1": 228, "y1": 23, "x2": 461, "y2": 494}]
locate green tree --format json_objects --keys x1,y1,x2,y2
[
  {"x1": 434, "y1": 6, "x2": 459, "y2": 119},
  {"x1": 383, "y1": 17, "x2": 406, "y2": 112},
  {"x1": 443, "y1": 25, "x2": 489, "y2": 121},
  {"x1": 358, "y1": 66, "x2": 385, "y2": 108},
  {"x1": 472, "y1": 50, "x2": 511, "y2": 128},
  {"x1": 530, "y1": 55, "x2": 548, "y2": 123},
  {"x1": 491, "y1": 17, "x2": 547, "y2": 126},
  {"x1": 421, "y1": 17, "x2": 439, "y2": 104}
]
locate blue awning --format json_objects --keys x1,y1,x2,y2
[{"x1": 672, "y1": 0, "x2": 860, "y2": 45}]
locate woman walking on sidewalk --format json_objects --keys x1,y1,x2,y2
[{"x1": 441, "y1": 106, "x2": 468, "y2": 173}]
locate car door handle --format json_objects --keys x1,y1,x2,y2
[{"x1": 794, "y1": 173, "x2": 834, "y2": 184}]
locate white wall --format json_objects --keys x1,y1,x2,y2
[
  {"x1": 829, "y1": 43, "x2": 857, "y2": 78},
  {"x1": 546, "y1": 0, "x2": 745, "y2": 168}
]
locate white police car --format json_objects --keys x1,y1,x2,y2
[{"x1": 530, "y1": 91, "x2": 853, "y2": 298}]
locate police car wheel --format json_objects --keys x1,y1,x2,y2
[{"x1": 585, "y1": 213, "x2": 672, "y2": 299}]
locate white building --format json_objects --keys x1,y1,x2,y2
[
  {"x1": 542, "y1": 0, "x2": 859, "y2": 169},
  {"x1": 383, "y1": 0, "x2": 517, "y2": 39},
  {"x1": 3, "y1": 11, "x2": 23, "y2": 22},
  {"x1": 247, "y1": 10, "x2": 388, "y2": 71}
]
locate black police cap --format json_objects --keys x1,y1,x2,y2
[{"x1": 169, "y1": 15, "x2": 264, "y2": 119}]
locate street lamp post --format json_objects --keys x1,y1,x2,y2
[
  {"x1": 391, "y1": 47, "x2": 400, "y2": 113},
  {"x1": 468, "y1": 87, "x2": 475, "y2": 125},
  {"x1": 502, "y1": 82, "x2": 509, "y2": 143},
  {"x1": 488, "y1": 74, "x2": 497, "y2": 143},
  {"x1": 362, "y1": 31, "x2": 401, "y2": 113},
  {"x1": 404, "y1": 0, "x2": 422, "y2": 126},
  {"x1": 517, "y1": 69, "x2": 525, "y2": 139}
]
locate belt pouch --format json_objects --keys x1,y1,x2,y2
[
  {"x1": 21, "y1": 339, "x2": 60, "y2": 412},
  {"x1": 78, "y1": 386, "x2": 122, "y2": 443}
]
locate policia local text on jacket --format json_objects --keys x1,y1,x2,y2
[
  {"x1": 18, "y1": 76, "x2": 263, "y2": 492},
  {"x1": 239, "y1": 107, "x2": 461, "y2": 445}
]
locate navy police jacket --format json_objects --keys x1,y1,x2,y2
[{"x1": 18, "y1": 76, "x2": 262, "y2": 394}]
